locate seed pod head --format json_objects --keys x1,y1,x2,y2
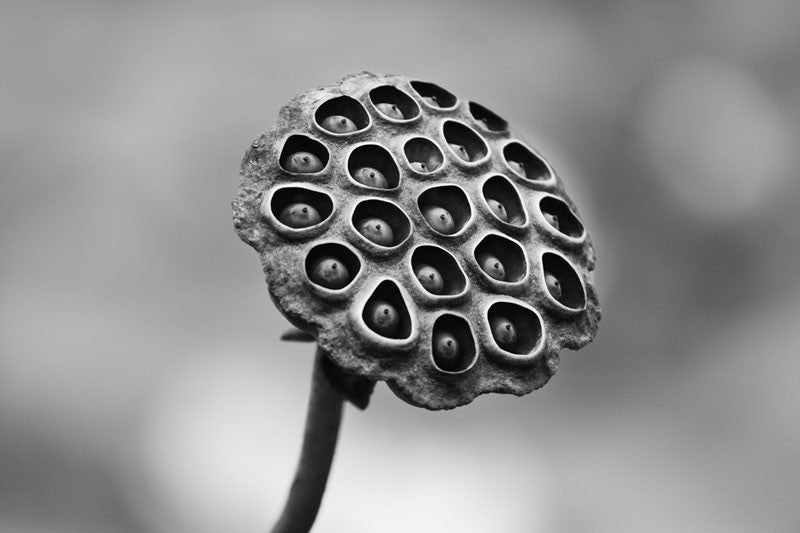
[{"x1": 233, "y1": 72, "x2": 600, "y2": 410}]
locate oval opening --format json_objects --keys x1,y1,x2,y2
[
  {"x1": 468, "y1": 101, "x2": 508, "y2": 132},
  {"x1": 352, "y1": 199, "x2": 412, "y2": 248},
  {"x1": 442, "y1": 120, "x2": 489, "y2": 163},
  {"x1": 539, "y1": 196, "x2": 585, "y2": 239},
  {"x1": 362, "y1": 280, "x2": 413, "y2": 340},
  {"x1": 404, "y1": 137, "x2": 444, "y2": 173},
  {"x1": 487, "y1": 301, "x2": 543, "y2": 355},
  {"x1": 417, "y1": 185, "x2": 472, "y2": 236},
  {"x1": 279, "y1": 135, "x2": 330, "y2": 174},
  {"x1": 347, "y1": 144, "x2": 401, "y2": 190},
  {"x1": 542, "y1": 253, "x2": 586, "y2": 309},
  {"x1": 482, "y1": 175, "x2": 526, "y2": 226},
  {"x1": 369, "y1": 85, "x2": 420, "y2": 121},
  {"x1": 411, "y1": 245, "x2": 467, "y2": 296},
  {"x1": 503, "y1": 142, "x2": 552, "y2": 182},
  {"x1": 314, "y1": 96, "x2": 370, "y2": 134},
  {"x1": 305, "y1": 242, "x2": 361, "y2": 290},
  {"x1": 474, "y1": 234, "x2": 527, "y2": 283},
  {"x1": 431, "y1": 314, "x2": 477, "y2": 373},
  {"x1": 410, "y1": 80, "x2": 458, "y2": 109},
  {"x1": 269, "y1": 187, "x2": 334, "y2": 229}
]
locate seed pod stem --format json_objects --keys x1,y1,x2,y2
[{"x1": 270, "y1": 346, "x2": 344, "y2": 533}]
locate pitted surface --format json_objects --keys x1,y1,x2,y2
[{"x1": 233, "y1": 72, "x2": 600, "y2": 410}]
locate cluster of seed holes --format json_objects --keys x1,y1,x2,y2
[
  {"x1": 404, "y1": 137, "x2": 444, "y2": 173},
  {"x1": 482, "y1": 176, "x2": 526, "y2": 226},
  {"x1": 469, "y1": 101, "x2": 508, "y2": 132},
  {"x1": 363, "y1": 280, "x2": 413, "y2": 340},
  {"x1": 305, "y1": 242, "x2": 361, "y2": 290},
  {"x1": 315, "y1": 96, "x2": 370, "y2": 134},
  {"x1": 410, "y1": 80, "x2": 458, "y2": 109},
  {"x1": 542, "y1": 253, "x2": 585, "y2": 309},
  {"x1": 417, "y1": 185, "x2": 472, "y2": 236},
  {"x1": 474, "y1": 234, "x2": 527, "y2": 283},
  {"x1": 442, "y1": 120, "x2": 489, "y2": 163},
  {"x1": 347, "y1": 144, "x2": 400, "y2": 190},
  {"x1": 270, "y1": 187, "x2": 333, "y2": 229},
  {"x1": 431, "y1": 314, "x2": 477, "y2": 373},
  {"x1": 369, "y1": 85, "x2": 420, "y2": 121},
  {"x1": 279, "y1": 135, "x2": 330, "y2": 174},
  {"x1": 503, "y1": 142, "x2": 552, "y2": 182},
  {"x1": 270, "y1": 77, "x2": 589, "y2": 379},
  {"x1": 487, "y1": 302, "x2": 543, "y2": 355},
  {"x1": 411, "y1": 245, "x2": 467, "y2": 296},
  {"x1": 352, "y1": 199, "x2": 412, "y2": 248},
  {"x1": 539, "y1": 197, "x2": 584, "y2": 239}
]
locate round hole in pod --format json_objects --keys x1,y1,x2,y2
[
  {"x1": 409, "y1": 80, "x2": 458, "y2": 109},
  {"x1": 410, "y1": 245, "x2": 468, "y2": 297},
  {"x1": 541, "y1": 252, "x2": 586, "y2": 310},
  {"x1": 279, "y1": 135, "x2": 330, "y2": 174},
  {"x1": 351, "y1": 199, "x2": 412, "y2": 248},
  {"x1": 487, "y1": 301, "x2": 544, "y2": 356},
  {"x1": 304, "y1": 242, "x2": 361, "y2": 291},
  {"x1": 403, "y1": 137, "x2": 444, "y2": 174},
  {"x1": 442, "y1": 120, "x2": 489, "y2": 163},
  {"x1": 347, "y1": 144, "x2": 400, "y2": 190},
  {"x1": 468, "y1": 101, "x2": 508, "y2": 132},
  {"x1": 417, "y1": 184, "x2": 473, "y2": 236},
  {"x1": 361, "y1": 279, "x2": 414, "y2": 340},
  {"x1": 430, "y1": 313, "x2": 477, "y2": 373},
  {"x1": 482, "y1": 175, "x2": 527, "y2": 226},
  {"x1": 539, "y1": 196, "x2": 585, "y2": 239},
  {"x1": 503, "y1": 141, "x2": 552, "y2": 183},
  {"x1": 474, "y1": 234, "x2": 528, "y2": 283},
  {"x1": 314, "y1": 95, "x2": 370, "y2": 134},
  {"x1": 369, "y1": 85, "x2": 420, "y2": 121}
]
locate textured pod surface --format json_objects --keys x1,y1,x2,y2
[{"x1": 233, "y1": 72, "x2": 600, "y2": 410}]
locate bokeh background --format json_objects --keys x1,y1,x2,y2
[{"x1": 2, "y1": 0, "x2": 800, "y2": 531}]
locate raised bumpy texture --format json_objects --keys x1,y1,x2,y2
[{"x1": 233, "y1": 72, "x2": 600, "y2": 410}]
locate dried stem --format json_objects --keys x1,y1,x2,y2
[{"x1": 270, "y1": 346, "x2": 344, "y2": 533}]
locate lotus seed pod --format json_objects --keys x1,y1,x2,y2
[
  {"x1": 545, "y1": 272, "x2": 562, "y2": 301},
  {"x1": 376, "y1": 102, "x2": 404, "y2": 119},
  {"x1": 410, "y1": 161, "x2": 429, "y2": 173},
  {"x1": 285, "y1": 151, "x2": 324, "y2": 173},
  {"x1": 364, "y1": 299, "x2": 400, "y2": 337},
  {"x1": 508, "y1": 160, "x2": 525, "y2": 178},
  {"x1": 543, "y1": 212, "x2": 559, "y2": 231},
  {"x1": 414, "y1": 263, "x2": 444, "y2": 294},
  {"x1": 422, "y1": 205, "x2": 456, "y2": 234},
  {"x1": 432, "y1": 330, "x2": 460, "y2": 370},
  {"x1": 234, "y1": 72, "x2": 600, "y2": 411},
  {"x1": 310, "y1": 257, "x2": 350, "y2": 290},
  {"x1": 321, "y1": 115, "x2": 358, "y2": 134},
  {"x1": 278, "y1": 203, "x2": 322, "y2": 228},
  {"x1": 487, "y1": 198, "x2": 508, "y2": 222},
  {"x1": 449, "y1": 143, "x2": 470, "y2": 161},
  {"x1": 357, "y1": 217, "x2": 395, "y2": 246},
  {"x1": 478, "y1": 253, "x2": 506, "y2": 281},
  {"x1": 353, "y1": 166, "x2": 389, "y2": 188},
  {"x1": 490, "y1": 316, "x2": 517, "y2": 350}
]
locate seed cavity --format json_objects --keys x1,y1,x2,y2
[
  {"x1": 539, "y1": 196, "x2": 585, "y2": 238},
  {"x1": 305, "y1": 243, "x2": 361, "y2": 291},
  {"x1": 404, "y1": 137, "x2": 443, "y2": 173},
  {"x1": 417, "y1": 185, "x2": 472, "y2": 236},
  {"x1": 279, "y1": 135, "x2": 330, "y2": 174},
  {"x1": 410, "y1": 245, "x2": 468, "y2": 297},
  {"x1": 468, "y1": 101, "x2": 508, "y2": 132},
  {"x1": 410, "y1": 80, "x2": 457, "y2": 109},
  {"x1": 442, "y1": 120, "x2": 489, "y2": 163},
  {"x1": 431, "y1": 314, "x2": 476, "y2": 373},
  {"x1": 347, "y1": 144, "x2": 400, "y2": 190},
  {"x1": 542, "y1": 253, "x2": 586, "y2": 309},
  {"x1": 369, "y1": 85, "x2": 420, "y2": 121},
  {"x1": 487, "y1": 302, "x2": 543, "y2": 356},
  {"x1": 474, "y1": 234, "x2": 527, "y2": 284},
  {"x1": 314, "y1": 95, "x2": 370, "y2": 134},
  {"x1": 503, "y1": 141, "x2": 552, "y2": 182},
  {"x1": 362, "y1": 280, "x2": 413, "y2": 339},
  {"x1": 482, "y1": 175, "x2": 526, "y2": 226}
]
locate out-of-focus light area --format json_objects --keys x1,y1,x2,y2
[{"x1": 2, "y1": 0, "x2": 799, "y2": 531}]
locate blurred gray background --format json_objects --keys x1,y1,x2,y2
[{"x1": 2, "y1": 0, "x2": 799, "y2": 532}]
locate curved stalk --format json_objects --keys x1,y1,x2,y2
[{"x1": 270, "y1": 346, "x2": 344, "y2": 533}]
